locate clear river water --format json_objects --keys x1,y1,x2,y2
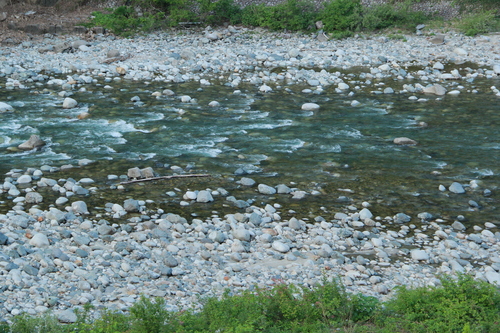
[{"x1": 0, "y1": 72, "x2": 498, "y2": 225}]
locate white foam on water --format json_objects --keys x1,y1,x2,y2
[
  {"x1": 136, "y1": 112, "x2": 165, "y2": 123},
  {"x1": 472, "y1": 168, "x2": 495, "y2": 176},
  {"x1": 318, "y1": 144, "x2": 342, "y2": 153},
  {"x1": 329, "y1": 128, "x2": 363, "y2": 138},
  {"x1": 246, "y1": 119, "x2": 293, "y2": 130},
  {"x1": 0, "y1": 136, "x2": 11, "y2": 147},
  {"x1": 272, "y1": 138, "x2": 305, "y2": 153}
]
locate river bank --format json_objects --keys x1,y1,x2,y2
[{"x1": 0, "y1": 27, "x2": 500, "y2": 321}]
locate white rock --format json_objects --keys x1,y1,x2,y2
[
  {"x1": 485, "y1": 270, "x2": 500, "y2": 286},
  {"x1": 29, "y1": 233, "x2": 50, "y2": 247},
  {"x1": 0, "y1": 102, "x2": 14, "y2": 112},
  {"x1": 433, "y1": 62, "x2": 444, "y2": 70},
  {"x1": 301, "y1": 103, "x2": 320, "y2": 111},
  {"x1": 394, "y1": 137, "x2": 418, "y2": 145},
  {"x1": 359, "y1": 208, "x2": 373, "y2": 220},
  {"x1": 196, "y1": 190, "x2": 214, "y2": 203},
  {"x1": 17, "y1": 175, "x2": 32, "y2": 184},
  {"x1": 493, "y1": 64, "x2": 500, "y2": 75},
  {"x1": 449, "y1": 182, "x2": 465, "y2": 194},
  {"x1": 411, "y1": 249, "x2": 429, "y2": 260},
  {"x1": 447, "y1": 90, "x2": 460, "y2": 95},
  {"x1": 258, "y1": 184, "x2": 276, "y2": 195},
  {"x1": 272, "y1": 241, "x2": 290, "y2": 253},
  {"x1": 454, "y1": 47, "x2": 468, "y2": 56},
  {"x1": 338, "y1": 82, "x2": 349, "y2": 90},
  {"x1": 62, "y1": 97, "x2": 77, "y2": 109},
  {"x1": 259, "y1": 84, "x2": 272, "y2": 93}
]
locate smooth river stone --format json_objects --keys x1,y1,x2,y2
[
  {"x1": 393, "y1": 137, "x2": 418, "y2": 145},
  {"x1": 0, "y1": 102, "x2": 13, "y2": 112},
  {"x1": 449, "y1": 182, "x2": 465, "y2": 194},
  {"x1": 301, "y1": 103, "x2": 320, "y2": 111},
  {"x1": 62, "y1": 98, "x2": 77, "y2": 109}
]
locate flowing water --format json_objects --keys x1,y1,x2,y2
[{"x1": 0, "y1": 74, "x2": 499, "y2": 225}]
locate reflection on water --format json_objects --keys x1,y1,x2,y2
[{"x1": 0, "y1": 76, "x2": 498, "y2": 224}]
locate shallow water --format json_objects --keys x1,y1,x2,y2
[{"x1": 0, "y1": 74, "x2": 498, "y2": 224}]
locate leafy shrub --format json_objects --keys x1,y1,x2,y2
[
  {"x1": 360, "y1": 2, "x2": 427, "y2": 31},
  {"x1": 10, "y1": 313, "x2": 62, "y2": 333},
  {"x1": 381, "y1": 274, "x2": 500, "y2": 333},
  {"x1": 130, "y1": 296, "x2": 171, "y2": 333},
  {"x1": 241, "y1": 0, "x2": 317, "y2": 31},
  {"x1": 87, "y1": 6, "x2": 165, "y2": 36},
  {"x1": 199, "y1": 0, "x2": 243, "y2": 25},
  {"x1": 456, "y1": 10, "x2": 500, "y2": 36},
  {"x1": 318, "y1": 0, "x2": 363, "y2": 33}
]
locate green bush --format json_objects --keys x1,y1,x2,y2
[
  {"x1": 318, "y1": 0, "x2": 363, "y2": 33},
  {"x1": 130, "y1": 296, "x2": 171, "y2": 333},
  {"x1": 87, "y1": 6, "x2": 165, "y2": 36},
  {"x1": 10, "y1": 313, "x2": 63, "y2": 333},
  {"x1": 381, "y1": 274, "x2": 500, "y2": 333},
  {"x1": 199, "y1": 0, "x2": 243, "y2": 25},
  {"x1": 241, "y1": 0, "x2": 317, "y2": 31},
  {"x1": 360, "y1": 2, "x2": 428, "y2": 31},
  {"x1": 456, "y1": 10, "x2": 500, "y2": 36}
]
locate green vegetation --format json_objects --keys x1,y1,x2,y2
[
  {"x1": 455, "y1": 10, "x2": 500, "y2": 36},
  {"x1": 85, "y1": 0, "x2": 499, "y2": 37},
  {"x1": 4, "y1": 274, "x2": 500, "y2": 333}
]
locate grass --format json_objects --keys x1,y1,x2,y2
[{"x1": 4, "y1": 274, "x2": 500, "y2": 333}]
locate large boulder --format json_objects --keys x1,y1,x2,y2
[
  {"x1": 18, "y1": 135, "x2": 46, "y2": 150},
  {"x1": 423, "y1": 84, "x2": 447, "y2": 96},
  {"x1": 62, "y1": 98, "x2": 77, "y2": 109},
  {"x1": 0, "y1": 101, "x2": 13, "y2": 112}
]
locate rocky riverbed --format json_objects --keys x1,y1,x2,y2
[{"x1": 0, "y1": 27, "x2": 500, "y2": 322}]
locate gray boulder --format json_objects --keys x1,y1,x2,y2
[
  {"x1": 25, "y1": 192, "x2": 43, "y2": 204},
  {"x1": 123, "y1": 199, "x2": 140, "y2": 212},
  {"x1": 18, "y1": 135, "x2": 46, "y2": 150},
  {"x1": 0, "y1": 101, "x2": 13, "y2": 112},
  {"x1": 449, "y1": 182, "x2": 465, "y2": 194},
  {"x1": 71, "y1": 201, "x2": 89, "y2": 214},
  {"x1": 258, "y1": 184, "x2": 276, "y2": 195},
  {"x1": 57, "y1": 309, "x2": 77, "y2": 323},
  {"x1": 196, "y1": 190, "x2": 214, "y2": 203}
]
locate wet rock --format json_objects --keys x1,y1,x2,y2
[
  {"x1": 124, "y1": 199, "x2": 140, "y2": 212},
  {"x1": 17, "y1": 175, "x2": 32, "y2": 184},
  {"x1": 196, "y1": 190, "x2": 214, "y2": 203},
  {"x1": 393, "y1": 137, "x2": 418, "y2": 145},
  {"x1": 423, "y1": 84, "x2": 447, "y2": 96},
  {"x1": 394, "y1": 213, "x2": 411, "y2": 223},
  {"x1": 127, "y1": 167, "x2": 143, "y2": 179},
  {"x1": 25, "y1": 192, "x2": 43, "y2": 204},
  {"x1": 258, "y1": 184, "x2": 276, "y2": 195},
  {"x1": 301, "y1": 103, "x2": 320, "y2": 111},
  {"x1": 240, "y1": 177, "x2": 255, "y2": 186},
  {"x1": 62, "y1": 98, "x2": 77, "y2": 109},
  {"x1": 0, "y1": 101, "x2": 13, "y2": 112},
  {"x1": 449, "y1": 182, "x2": 465, "y2": 194},
  {"x1": 18, "y1": 135, "x2": 46, "y2": 150}
]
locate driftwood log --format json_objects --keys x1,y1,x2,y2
[{"x1": 119, "y1": 174, "x2": 210, "y2": 185}]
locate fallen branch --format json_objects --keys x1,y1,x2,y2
[{"x1": 120, "y1": 174, "x2": 210, "y2": 185}]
